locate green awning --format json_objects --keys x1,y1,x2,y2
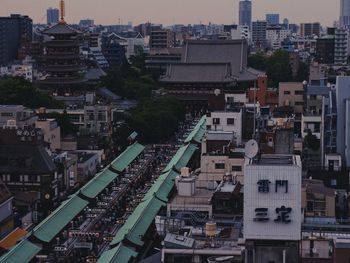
[
  {"x1": 0, "y1": 239, "x2": 42, "y2": 263},
  {"x1": 98, "y1": 244, "x2": 137, "y2": 263},
  {"x1": 110, "y1": 197, "x2": 166, "y2": 247},
  {"x1": 33, "y1": 194, "x2": 89, "y2": 243},
  {"x1": 163, "y1": 143, "x2": 198, "y2": 173},
  {"x1": 110, "y1": 143, "x2": 145, "y2": 172},
  {"x1": 185, "y1": 116, "x2": 206, "y2": 143},
  {"x1": 143, "y1": 170, "x2": 179, "y2": 201},
  {"x1": 80, "y1": 169, "x2": 119, "y2": 199}
]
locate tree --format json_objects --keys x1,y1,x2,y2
[
  {"x1": 266, "y1": 50, "x2": 293, "y2": 88},
  {"x1": 248, "y1": 50, "x2": 293, "y2": 88},
  {"x1": 295, "y1": 62, "x2": 310, "y2": 82},
  {"x1": 0, "y1": 76, "x2": 63, "y2": 108},
  {"x1": 304, "y1": 131, "x2": 320, "y2": 151},
  {"x1": 38, "y1": 112, "x2": 77, "y2": 136},
  {"x1": 248, "y1": 53, "x2": 268, "y2": 71},
  {"x1": 112, "y1": 97, "x2": 185, "y2": 145},
  {"x1": 101, "y1": 50, "x2": 159, "y2": 100}
]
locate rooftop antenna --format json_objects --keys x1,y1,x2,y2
[
  {"x1": 59, "y1": 0, "x2": 65, "y2": 24},
  {"x1": 244, "y1": 139, "x2": 259, "y2": 160}
]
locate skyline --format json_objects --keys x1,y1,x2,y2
[{"x1": 1, "y1": 0, "x2": 338, "y2": 26}]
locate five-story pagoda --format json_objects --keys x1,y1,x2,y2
[{"x1": 40, "y1": 0, "x2": 86, "y2": 95}]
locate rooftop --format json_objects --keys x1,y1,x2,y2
[
  {"x1": 77, "y1": 152, "x2": 97, "y2": 163},
  {"x1": 249, "y1": 154, "x2": 300, "y2": 166}
]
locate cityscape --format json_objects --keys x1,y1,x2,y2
[{"x1": 0, "y1": 0, "x2": 350, "y2": 263}]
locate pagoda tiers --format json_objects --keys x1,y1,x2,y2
[{"x1": 40, "y1": 22, "x2": 86, "y2": 95}]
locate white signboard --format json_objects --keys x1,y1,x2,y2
[{"x1": 244, "y1": 156, "x2": 302, "y2": 241}]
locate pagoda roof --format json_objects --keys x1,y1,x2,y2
[{"x1": 43, "y1": 22, "x2": 80, "y2": 35}]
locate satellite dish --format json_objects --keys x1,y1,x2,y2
[
  {"x1": 244, "y1": 139, "x2": 259, "y2": 159},
  {"x1": 214, "y1": 89, "x2": 221, "y2": 96}
]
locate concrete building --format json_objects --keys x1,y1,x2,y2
[
  {"x1": 0, "y1": 65, "x2": 33, "y2": 82},
  {"x1": 333, "y1": 238, "x2": 350, "y2": 262},
  {"x1": 199, "y1": 152, "x2": 245, "y2": 186},
  {"x1": 244, "y1": 154, "x2": 302, "y2": 263},
  {"x1": 83, "y1": 104, "x2": 112, "y2": 137},
  {"x1": 324, "y1": 154, "x2": 342, "y2": 171},
  {"x1": 266, "y1": 14, "x2": 280, "y2": 26},
  {"x1": 302, "y1": 179, "x2": 336, "y2": 218},
  {"x1": 335, "y1": 76, "x2": 350, "y2": 167},
  {"x1": 45, "y1": 104, "x2": 113, "y2": 137},
  {"x1": 149, "y1": 29, "x2": 174, "y2": 49},
  {"x1": 0, "y1": 14, "x2": 33, "y2": 66},
  {"x1": 77, "y1": 152, "x2": 99, "y2": 182},
  {"x1": 53, "y1": 152, "x2": 78, "y2": 190},
  {"x1": 230, "y1": 25, "x2": 250, "y2": 41},
  {"x1": 306, "y1": 85, "x2": 330, "y2": 115},
  {"x1": 302, "y1": 114, "x2": 322, "y2": 139},
  {"x1": 340, "y1": 0, "x2": 350, "y2": 27},
  {"x1": 79, "y1": 19, "x2": 94, "y2": 28},
  {"x1": 0, "y1": 127, "x2": 58, "y2": 216},
  {"x1": 239, "y1": 0, "x2": 252, "y2": 29},
  {"x1": 316, "y1": 36, "x2": 335, "y2": 64},
  {"x1": 278, "y1": 82, "x2": 305, "y2": 114},
  {"x1": 0, "y1": 105, "x2": 37, "y2": 129},
  {"x1": 46, "y1": 8, "x2": 59, "y2": 25},
  {"x1": 35, "y1": 118, "x2": 61, "y2": 152},
  {"x1": 300, "y1": 23, "x2": 321, "y2": 37},
  {"x1": 266, "y1": 26, "x2": 291, "y2": 50},
  {"x1": 334, "y1": 27, "x2": 349, "y2": 65},
  {"x1": 301, "y1": 238, "x2": 332, "y2": 262},
  {"x1": 205, "y1": 109, "x2": 243, "y2": 144},
  {"x1": 252, "y1": 20, "x2": 267, "y2": 48}
]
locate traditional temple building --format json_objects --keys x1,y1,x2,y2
[
  {"x1": 160, "y1": 39, "x2": 264, "y2": 114},
  {"x1": 39, "y1": 0, "x2": 86, "y2": 95}
]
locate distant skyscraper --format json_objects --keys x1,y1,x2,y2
[
  {"x1": 47, "y1": 8, "x2": 59, "y2": 25},
  {"x1": 266, "y1": 14, "x2": 280, "y2": 25},
  {"x1": 340, "y1": 0, "x2": 350, "y2": 27},
  {"x1": 239, "y1": 0, "x2": 252, "y2": 29},
  {"x1": 0, "y1": 14, "x2": 33, "y2": 66}
]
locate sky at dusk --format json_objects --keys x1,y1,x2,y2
[{"x1": 0, "y1": 0, "x2": 339, "y2": 26}]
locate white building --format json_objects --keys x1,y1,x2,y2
[
  {"x1": 244, "y1": 154, "x2": 302, "y2": 241},
  {"x1": 231, "y1": 25, "x2": 250, "y2": 42},
  {"x1": 334, "y1": 27, "x2": 349, "y2": 65},
  {"x1": 205, "y1": 109, "x2": 243, "y2": 144},
  {"x1": 0, "y1": 65, "x2": 33, "y2": 82},
  {"x1": 266, "y1": 27, "x2": 291, "y2": 50},
  {"x1": 35, "y1": 118, "x2": 61, "y2": 152},
  {"x1": 301, "y1": 114, "x2": 322, "y2": 139}
]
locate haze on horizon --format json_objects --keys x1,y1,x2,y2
[{"x1": 1, "y1": 0, "x2": 338, "y2": 26}]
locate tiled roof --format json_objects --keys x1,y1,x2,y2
[
  {"x1": 182, "y1": 39, "x2": 248, "y2": 76},
  {"x1": 0, "y1": 145, "x2": 57, "y2": 175},
  {"x1": 43, "y1": 23, "x2": 80, "y2": 35},
  {"x1": 161, "y1": 63, "x2": 235, "y2": 83}
]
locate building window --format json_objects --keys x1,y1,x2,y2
[
  {"x1": 232, "y1": 166, "x2": 242, "y2": 171},
  {"x1": 295, "y1": 101, "x2": 304, "y2": 106},
  {"x1": 310, "y1": 95, "x2": 317, "y2": 100},
  {"x1": 213, "y1": 118, "x2": 220, "y2": 125},
  {"x1": 227, "y1": 118, "x2": 235, "y2": 125},
  {"x1": 215, "y1": 163, "x2": 225, "y2": 169},
  {"x1": 284, "y1": 91, "x2": 291, "y2": 95},
  {"x1": 1, "y1": 112, "x2": 13, "y2": 117},
  {"x1": 295, "y1": 90, "x2": 304, "y2": 95}
]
